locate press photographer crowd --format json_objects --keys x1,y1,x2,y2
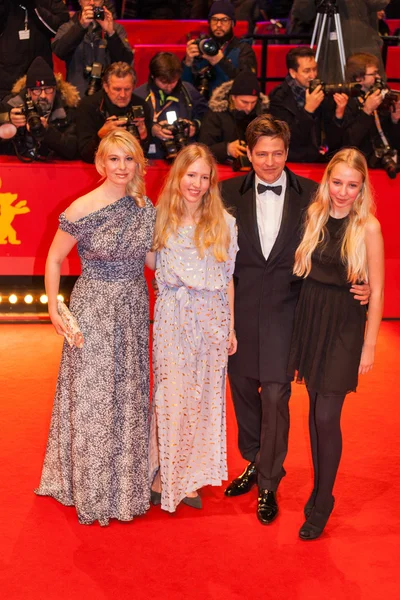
[{"x1": 0, "y1": 0, "x2": 399, "y2": 177}]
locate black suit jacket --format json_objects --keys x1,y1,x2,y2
[{"x1": 221, "y1": 168, "x2": 318, "y2": 383}]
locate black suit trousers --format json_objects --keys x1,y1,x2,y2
[{"x1": 229, "y1": 373, "x2": 291, "y2": 491}]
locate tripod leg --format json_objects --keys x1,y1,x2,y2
[
  {"x1": 311, "y1": 13, "x2": 322, "y2": 48},
  {"x1": 315, "y1": 14, "x2": 327, "y2": 63},
  {"x1": 334, "y1": 13, "x2": 347, "y2": 81},
  {"x1": 319, "y1": 15, "x2": 332, "y2": 79}
]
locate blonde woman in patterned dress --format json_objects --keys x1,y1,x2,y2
[
  {"x1": 35, "y1": 129, "x2": 156, "y2": 526},
  {"x1": 149, "y1": 143, "x2": 239, "y2": 512}
]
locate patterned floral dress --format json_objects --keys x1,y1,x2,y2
[
  {"x1": 149, "y1": 212, "x2": 238, "y2": 512},
  {"x1": 35, "y1": 196, "x2": 156, "y2": 526}
]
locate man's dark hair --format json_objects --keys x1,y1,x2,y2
[
  {"x1": 246, "y1": 115, "x2": 290, "y2": 152},
  {"x1": 345, "y1": 53, "x2": 379, "y2": 82},
  {"x1": 286, "y1": 47, "x2": 316, "y2": 72},
  {"x1": 103, "y1": 62, "x2": 136, "y2": 85},
  {"x1": 149, "y1": 52, "x2": 183, "y2": 82}
]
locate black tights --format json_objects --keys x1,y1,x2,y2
[{"x1": 308, "y1": 388, "x2": 346, "y2": 510}]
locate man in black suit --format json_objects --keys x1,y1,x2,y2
[{"x1": 221, "y1": 115, "x2": 368, "y2": 525}]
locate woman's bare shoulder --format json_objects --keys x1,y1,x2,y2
[
  {"x1": 64, "y1": 189, "x2": 100, "y2": 223},
  {"x1": 365, "y1": 214, "x2": 382, "y2": 235}
]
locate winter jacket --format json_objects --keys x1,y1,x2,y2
[
  {"x1": 268, "y1": 79, "x2": 345, "y2": 163},
  {"x1": 0, "y1": 73, "x2": 79, "y2": 159},
  {"x1": 135, "y1": 80, "x2": 208, "y2": 159},
  {"x1": 182, "y1": 35, "x2": 257, "y2": 99},
  {"x1": 0, "y1": 0, "x2": 69, "y2": 101},
  {"x1": 52, "y1": 10, "x2": 133, "y2": 98},
  {"x1": 198, "y1": 79, "x2": 269, "y2": 163},
  {"x1": 75, "y1": 89, "x2": 152, "y2": 163}
]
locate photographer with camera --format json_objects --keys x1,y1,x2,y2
[
  {"x1": 135, "y1": 52, "x2": 208, "y2": 161},
  {"x1": 52, "y1": 1, "x2": 133, "y2": 98},
  {"x1": 76, "y1": 61, "x2": 151, "y2": 163},
  {"x1": 199, "y1": 70, "x2": 268, "y2": 165},
  {"x1": 182, "y1": 1, "x2": 257, "y2": 99},
  {"x1": 269, "y1": 47, "x2": 348, "y2": 162},
  {"x1": 0, "y1": 56, "x2": 79, "y2": 160},
  {"x1": 0, "y1": 0, "x2": 69, "y2": 101},
  {"x1": 341, "y1": 52, "x2": 400, "y2": 178}
]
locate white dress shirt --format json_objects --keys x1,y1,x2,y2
[{"x1": 255, "y1": 170, "x2": 287, "y2": 260}]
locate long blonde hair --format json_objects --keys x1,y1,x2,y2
[
  {"x1": 293, "y1": 148, "x2": 375, "y2": 283},
  {"x1": 95, "y1": 129, "x2": 147, "y2": 207},
  {"x1": 153, "y1": 143, "x2": 230, "y2": 261}
]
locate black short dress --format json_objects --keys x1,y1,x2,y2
[{"x1": 288, "y1": 215, "x2": 367, "y2": 395}]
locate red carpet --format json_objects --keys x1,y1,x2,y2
[{"x1": 1, "y1": 323, "x2": 399, "y2": 600}]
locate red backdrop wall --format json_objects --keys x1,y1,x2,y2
[{"x1": 0, "y1": 158, "x2": 398, "y2": 317}]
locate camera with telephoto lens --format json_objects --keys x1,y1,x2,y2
[
  {"x1": 85, "y1": 61, "x2": 103, "y2": 96},
  {"x1": 118, "y1": 105, "x2": 145, "y2": 139},
  {"x1": 310, "y1": 77, "x2": 400, "y2": 111},
  {"x1": 92, "y1": 6, "x2": 105, "y2": 20},
  {"x1": 11, "y1": 97, "x2": 45, "y2": 162},
  {"x1": 309, "y1": 79, "x2": 363, "y2": 98},
  {"x1": 370, "y1": 145, "x2": 398, "y2": 179},
  {"x1": 20, "y1": 95, "x2": 45, "y2": 138},
  {"x1": 162, "y1": 118, "x2": 190, "y2": 161},
  {"x1": 367, "y1": 78, "x2": 400, "y2": 111},
  {"x1": 194, "y1": 34, "x2": 219, "y2": 57}
]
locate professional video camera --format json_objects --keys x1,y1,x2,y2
[
  {"x1": 162, "y1": 118, "x2": 191, "y2": 161},
  {"x1": 118, "y1": 105, "x2": 145, "y2": 139},
  {"x1": 194, "y1": 35, "x2": 219, "y2": 57},
  {"x1": 92, "y1": 6, "x2": 105, "y2": 20}
]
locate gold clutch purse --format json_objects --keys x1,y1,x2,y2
[{"x1": 57, "y1": 300, "x2": 84, "y2": 348}]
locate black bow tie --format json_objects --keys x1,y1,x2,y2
[{"x1": 257, "y1": 183, "x2": 282, "y2": 196}]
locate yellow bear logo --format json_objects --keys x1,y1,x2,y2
[{"x1": 0, "y1": 178, "x2": 30, "y2": 245}]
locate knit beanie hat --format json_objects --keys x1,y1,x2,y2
[
  {"x1": 26, "y1": 57, "x2": 56, "y2": 89},
  {"x1": 208, "y1": 1, "x2": 236, "y2": 26},
  {"x1": 230, "y1": 71, "x2": 260, "y2": 96}
]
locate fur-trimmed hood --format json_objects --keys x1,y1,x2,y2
[
  {"x1": 208, "y1": 80, "x2": 269, "y2": 113},
  {"x1": 11, "y1": 73, "x2": 80, "y2": 108}
]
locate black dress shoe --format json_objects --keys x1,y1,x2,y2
[
  {"x1": 299, "y1": 497, "x2": 335, "y2": 541},
  {"x1": 224, "y1": 462, "x2": 257, "y2": 497},
  {"x1": 257, "y1": 489, "x2": 278, "y2": 525}
]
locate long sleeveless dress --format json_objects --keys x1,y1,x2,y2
[
  {"x1": 288, "y1": 215, "x2": 367, "y2": 395},
  {"x1": 149, "y1": 212, "x2": 238, "y2": 512},
  {"x1": 35, "y1": 196, "x2": 156, "y2": 526}
]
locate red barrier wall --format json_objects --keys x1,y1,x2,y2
[{"x1": 0, "y1": 158, "x2": 398, "y2": 317}]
